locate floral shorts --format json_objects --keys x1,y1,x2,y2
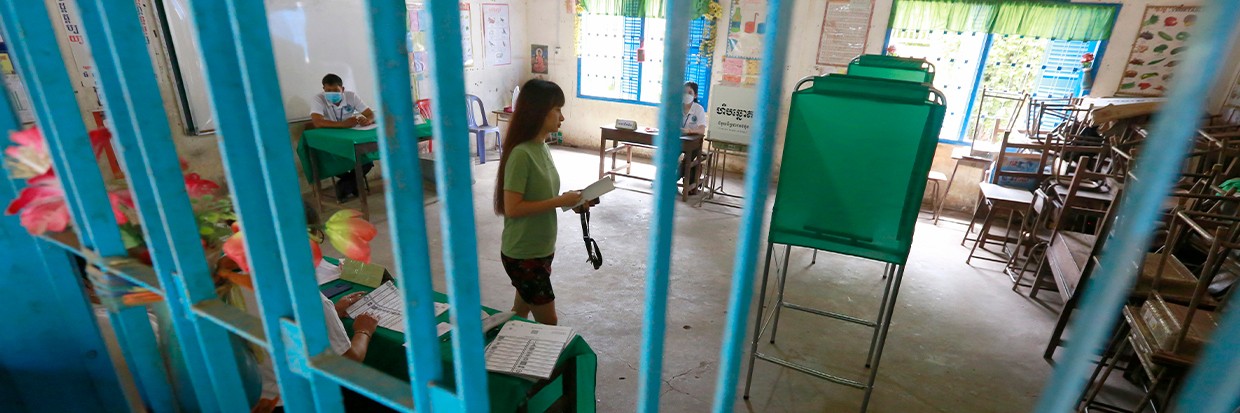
[{"x1": 500, "y1": 253, "x2": 555, "y2": 305}]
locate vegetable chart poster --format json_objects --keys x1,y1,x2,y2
[{"x1": 1118, "y1": 6, "x2": 1199, "y2": 96}]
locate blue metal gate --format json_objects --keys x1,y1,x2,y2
[{"x1": 0, "y1": 0, "x2": 1238, "y2": 412}]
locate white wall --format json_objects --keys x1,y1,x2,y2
[{"x1": 37, "y1": 0, "x2": 527, "y2": 186}]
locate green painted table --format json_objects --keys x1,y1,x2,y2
[
  {"x1": 297, "y1": 123, "x2": 433, "y2": 219},
  {"x1": 319, "y1": 277, "x2": 597, "y2": 413}
]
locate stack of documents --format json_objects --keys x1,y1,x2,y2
[{"x1": 483, "y1": 321, "x2": 575, "y2": 380}]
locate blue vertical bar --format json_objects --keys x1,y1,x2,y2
[
  {"x1": 422, "y1": 1, "x2": 489, "y2": 410},
  {"x1": 182, "y1": 0, "x2": 343, "y2": 411},
  {"x1": 1032, "y1": 0, "x2": 1240, "y2": 411},
  {"x1": 0, "y1": 34, "x2": 128, "y2": 413},
  {"x1": 1172, "y1": 293, "x2": 1240, "y2": 412},
  {"x1": 0, "y1": 1, "x2": 176, "y2": 410},
  {"x1": 363, "y1": 0, "x2": 444, "y2": 409},
  {"x1": 74, "y1": 0, "x2": 256, "y2": 410},
  {"x1": 711, "y1": 0, "x2": 794, "y2": 411},
  {"x1": 637, "y1": 1, "x2": 690, "y2": 412}
]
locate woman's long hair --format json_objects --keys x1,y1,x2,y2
[{"x1": 494, "y1": 79, "x2": 566, "y2": 215}]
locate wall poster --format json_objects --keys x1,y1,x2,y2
[
  {"x1": 725, "y1": 0, "x2": 766, "y2": 60},
  {"x1": 1117, "y1": 5, "x2": 1200, "y2": 96},
  {"x1": 482, "y1": 3, "x2": 512, "y2": 66},
  {"x1": 816, "y1": 0, "x2": 873, "y2": 67},
  {"x1": 461, "y1": 3, "x2": 475, "y2": 67}
]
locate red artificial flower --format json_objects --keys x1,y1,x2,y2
[
  {"x1": 222, "y1": 230, "x2": 250, "y2": 273},
  {"x1": 223, "y1": 228, "x2": 326, "y2": 276},
  {"x1": 184, "y1": 173, "x2": 220, "y2": 198},
  {"x1": 1082, "y1": 53, "x2": 1095, "y2": 63},
  {"x1": 324, "y1": 209, "x2": 377, "y2": 263},
  {"x1": 88, "y1": 128, "x2": 112, "y2": 159}
]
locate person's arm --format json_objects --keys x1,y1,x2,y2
[
  {"x1": 311, "y1": 113, "x2": 360, "y2": 129},
  {"x1": 503, "y1": 190, "x2": 580, "y2": 218},
  {"x1": 357, "y1": 108, "x2": 376, "y2": 126},
  {"x1": 334, "y1": 291, "x2": 367, "y2": 318},
  {"x1": 343, "y1": 312, "x2": 378, "y2": 362},
  {"x1": 681, "y1": 123, "x2": 706, "y2": 135}
]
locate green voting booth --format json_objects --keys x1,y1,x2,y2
[{"x1": 743, "y1": 56, "x2": 946, "y2": 413}]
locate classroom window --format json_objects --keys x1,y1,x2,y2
[
  {"x1": 578, "y1": 14, "x2": 713, "y2": 106},
  {"x1": 887, "y1": 29, "x2": 1101, "y2": 144}
]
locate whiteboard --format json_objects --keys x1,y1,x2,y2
[{"x1": 161, "y1": 0, "x2": 378, "y2": 133}]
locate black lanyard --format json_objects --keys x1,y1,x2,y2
[{"x1": 580, "y1": 210, "x2": 602, "y2": 270}]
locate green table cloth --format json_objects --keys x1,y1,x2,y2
[
  {"x1": 318, "y1": 273, "x2": 596, "y2": 413},
  {"x1": 297, "y1": 123, "x2": 433, "y2": 184}
]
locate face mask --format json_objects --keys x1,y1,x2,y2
[
  {"x1": 683, "y1": 94, "x2": 695, "y2": 105},
  {"x1": 325, "y1": 91, "x2": 343, "y2": 105}
]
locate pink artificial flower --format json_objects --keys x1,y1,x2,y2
[
  {"x1": 1082, "y1": 53, "x2": 1095, "y2": 63},
  {"x1": 184, "y1": 173, "x2": 220, "y2": 198},
  {"x1": 5, "y1": 127, "x2": 52, "y2": 177},
  {"x1": 223, "y1": 228, "x2": 325, "y2": 276},
  {"x1": 324, "y1": 209, "x2": 377, "y2": 263},
  {"x1": 5, "y1": 171, "x2": 70, "y2": 234}
]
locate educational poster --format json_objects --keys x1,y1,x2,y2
[
  {"x1": 721, "y1": 58, "x2": 743, "y2": 83},
  {"x1": 708, "y1": 85, "x2": 758, "y2": 145},
  {"x1": 0, "y1": 38, "x2": 34, "y2": 124},
  {"x1": 1118, "y1": 6, "x2": 1199, "y2": 96},
  {"x1": 531, "y1": 44, "x2": 548, "y2": 74},
  {"x1": 53, "y1": 0, "x2": 102, "y2": 111},
  {"x1": 816, "y1": 0, "x2": 873, "y2": 67},
  {"x1": 725, "y1": 0, "x2": 766, "y2": 60},
  {"x1": 461, "y1": 3, "x2": 475, "y2": 67},
  {"x1": 482, "y1": 4, "x2": 512, "y2": 66},
  {"x1": 996, "y1": 154, "x2": 1041, "y2": 190}
]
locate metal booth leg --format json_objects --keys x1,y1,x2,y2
[
  {"x1": 859, "y1": 264, "x2": 907, "y2": 413},
  {"x1": 768, "y1": 244, "x2": 793, "y2": 344},
  {"x1": 743, "y1": 243, "x2": 778, "y2": 400},
  {"x1": 865, "y1": 263, "x2": 895, "y2": 368}
]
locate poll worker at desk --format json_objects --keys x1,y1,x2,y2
[
  {"x1": 309, "y1": 73, "x2": 377, "y2": 203},
  {"x1": 679, "y1": 81, "x2": 708, "y2": 195}
]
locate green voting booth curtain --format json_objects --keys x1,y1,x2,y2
[
  {"x1": 578, "y1": 0, "x2": 713, "y2": 18},
  {"x1": 889, "y1": 0, "x2": 1118, "y2": 41}
]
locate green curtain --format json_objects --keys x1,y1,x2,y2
[
  {"x1": 992, "y1": 1, "x2": 1117, "y2": 41},
  {"x1": 889, "y1": 0, "x2": 1117, "y2": 41},
  {"x1": 579, "y1": 0, "x2": 714, "y2": 18}
]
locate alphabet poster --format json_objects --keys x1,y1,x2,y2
[
  {"x1": 461, "y1": 3, "x2": 475, "y2": 67},
  {"x1": 1117, "y1": 6, "x2": 1199, "y2": 96},
  {"x1": 482, "y1": 3, "x2": 511, "y2": 66}
]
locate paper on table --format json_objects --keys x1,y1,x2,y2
[
  {"x1": 315, "y1": 260, "x2": 342, "y2": 285},
  {"x1": 346, "y1": 281, "x2": 405, "y2": 333},
  {"x1": 484, "y1": 321, "x2": 575, "y2": 380},
  {"x1": 561, "y1": 176, "x2": 615, "y2": 211},
  {"x1": 351, "y1": 123, "x2": 378, "y2": 131}
]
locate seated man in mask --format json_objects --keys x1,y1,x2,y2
[{"x1": 309, "y1": 73, "x2": 376, "y2": 202}]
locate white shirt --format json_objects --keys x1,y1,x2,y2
[
  {"x1": 683, "y1": 102, "x2": 707, "y2": 130},
  {"x1": 310, "y1": 90, "x2": 370, "y2": 122}
]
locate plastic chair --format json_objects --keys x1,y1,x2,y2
[{"x1": 466, "y1": 94, "x2": 501, "y2": 164}]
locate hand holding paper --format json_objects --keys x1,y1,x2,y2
[{"x1": 561, "y1": 177, "x2": 615, "y2": 211}]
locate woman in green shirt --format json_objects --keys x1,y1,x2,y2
[{"x1": 493, "y1": 79, "x2": 582, "y2": 325}]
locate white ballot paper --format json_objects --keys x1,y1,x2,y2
[
  {"x1": 346, "y1": 281, "x2": 405, "y2": 333},
  {"x1": 483, "y1": 321, "x2": 575, "y2": 380},
  {"x1": 561, "y1": 176, "x2": 615, "y2": 211}
]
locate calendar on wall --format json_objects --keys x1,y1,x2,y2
[{"x1": 816, "y1": 0, "x2": 873, "y2": 68}]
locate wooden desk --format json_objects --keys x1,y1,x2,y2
[{"x1": 598, "y1": 126, "x2": 704, "y2": 202}]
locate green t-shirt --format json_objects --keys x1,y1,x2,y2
[{"x1": 501, "y1": 141, "x2": 561, "y2": 258}]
